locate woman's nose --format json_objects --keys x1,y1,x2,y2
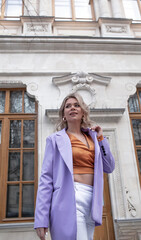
[{"x1": 71, "y1": 105, "x2": 75, "y2": 110}]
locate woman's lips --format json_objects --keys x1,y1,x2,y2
[{"x1": 70, "y1": 112, "x2": 77, "y2": 115}]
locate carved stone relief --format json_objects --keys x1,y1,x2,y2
[
  {"x1": 125, "y1": 187, "x2": 137, "y2": 217},
  {"x1": 106, "y1": 25, "x2": 127, "y2": 33},
  {"x1": 26, "y1": 23, "x2": 49, "y2": 33},
  {"x1": 52, "y1": 71, "x2": 111, "y2": 107}
]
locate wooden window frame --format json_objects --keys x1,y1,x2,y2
[
  {"x1": 137, "y1": 0, "x2": 141, "y2": 14},
  {"x1": 0, "y1": 89, "x2": 38, "y2": 223},
  {"x1": 128, "y1": 88, "x2": 141, "y2": 187},
  {"x1": 52, "y1": 0, "x2": 96, "y2": 21},
  {"x1": 0, "y1": 0, "x2": 24, "y2": 20}
]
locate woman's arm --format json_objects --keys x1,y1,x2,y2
[
  {"x1": 34, "y1": 137, "x2": 54, "y2": 230},
  {"x1": 98, "y1": 137, "x2": 115, "y2": 173},
  {"x1": 91, "y1": 126, "x2": 115, "y2": 173}
]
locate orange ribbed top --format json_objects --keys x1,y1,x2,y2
[{"x1": 67, "y1": 132, "x2": 95, "y2": 174}]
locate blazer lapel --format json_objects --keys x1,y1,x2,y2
[
  {"x1": 88, "y1": 129, "x2": 100, "y2": 157},
  {"x1": 55, "y1": 129, "x2": 73, "y2": 174}
]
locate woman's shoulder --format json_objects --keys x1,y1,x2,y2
[{"x1": 46, "y1": 128, "x2": 66, "y2": 141}]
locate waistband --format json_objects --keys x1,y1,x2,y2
[{"x1": 74, "y1": 181, "x2": 93, "y2": 193}]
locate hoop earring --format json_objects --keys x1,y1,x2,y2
[{"x1": 63, "y1": 117, "x2": 66, "y2": 122}]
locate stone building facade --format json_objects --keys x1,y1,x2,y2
[{"x1": 0, "y1": 1, "x2": 141, "y2": 239}]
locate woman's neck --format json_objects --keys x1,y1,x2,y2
[{"x1": 67, "y1": 123, "x2": 82, "y2": 134}]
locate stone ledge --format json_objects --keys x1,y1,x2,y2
[
  {"x1": 45, "y1": 108, "x2": 125, "y2": 123},
  {"x1": 115, "y1": 218, "x2": 141, "y2": 240},
  {"x1": 0, "y1": 222, "x2": 34, "y2": 232},
  {"x1": 0, "y1": 36, "x2": 141, "y2": 53}
]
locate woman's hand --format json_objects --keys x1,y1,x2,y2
[
  {"x1": 90, "y1": 125, "x2": 103, "y2": 137},
  {"x1": 36, "y1": 227, "x2": 48, "y2": 240}
]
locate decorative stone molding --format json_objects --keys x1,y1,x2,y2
[
  {"x1": 106, "y1": 25, "x2": 127, "y2": 33},
  {"x1": 115, "y1": 219, "x2": 141, "y2": 240},
  {"x1": 21, "y1": 16, "x2": 54, "y2": 36},
  {"x1": 26, "y1": 23, "x2": 49, "y2": 33},
  {"x1": 53, "y1": 72, "x2": 111, "y2": 86},
  {"x1": 125, "y1": 187, "x2": 137, "y2": 217},
  {"x1": 99, "y1": 18, "x2": 133, "y2": 38},
  {"x1": 52, "y1": 72, "x2": 111, "y2": 107}
]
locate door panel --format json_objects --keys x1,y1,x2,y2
[
  {"x1": 0, "y1": 120, "x2": 2, "y2": 162},
  {"x1": 94, "y1": 174, "x2": 115, "y2": 240}
]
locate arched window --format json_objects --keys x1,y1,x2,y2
[
  {"x1": 0, "y1": 0, "x2": 23, "y2": 19},
  {"x1": 53, "y1": 0, "x2": 95, "y2": 21},
  {"x1": 123, "y1": 0, "x2": 141, "y2": 20},
  {"x1": 0, "y1": 88, "x2": 38, "y2": 223},
  {"x1": 128, "y1": 88, "x2": 141, "y2": 186}
]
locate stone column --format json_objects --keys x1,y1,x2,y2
[
  {"x1": 93, "y1": 0, "x2": 100, "y2": 21},
  {"x1": 111, "y1": 0, "x2": 124, "y2": 18},
  {"x1": 39, "y1": 0, "x2": 52, "y2": 16},
  {"x1": 23, "y1": 0, "x2": 38, "y2": 16},
  {"x1": 99, "y1": 0, "x2": 110, "y2": 17}
]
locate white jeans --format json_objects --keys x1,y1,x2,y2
[{"x1": 74, "y1": 182, "x2": 95, "y2": 240}]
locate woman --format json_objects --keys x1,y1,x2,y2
[{"x1": 34, "y1": 93, "x2": 115, "y2": 240}]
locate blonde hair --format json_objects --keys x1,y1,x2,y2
[{"x1": 56, "y1": 92, "x2": 92, "y2": 131}]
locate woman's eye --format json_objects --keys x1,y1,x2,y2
[
  {"x1": 65, "y1": 104, "x2": 71, "y2": 108},
  {"x1": 75, "y1": 104, "x2": 80, "y2": 107}
]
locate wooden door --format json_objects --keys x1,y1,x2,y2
[
  {"x1": 94, "y1": 174, "x2": 115, "y2": 240},
  {"x1": 0, "y1": 119, "x2": 2, "y2": 164}
]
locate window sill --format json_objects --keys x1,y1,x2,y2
[{"x1": 0, "y1": 222, "x2": 34, "y2": 232}]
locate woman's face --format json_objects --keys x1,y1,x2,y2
[{"x1": 63, "y1": 97, "x2": 84, "y2": 125}]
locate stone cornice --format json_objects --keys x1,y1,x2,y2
[
  {"x1": 45, "y1": 108, "x2": 125, "y2": 122},
  {"x1": 0, "y1": 36, "x2": 141, "y2": 53}
]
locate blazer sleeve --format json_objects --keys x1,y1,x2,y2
[
  {"x1": 34, "y1": 136, "x2": 54, "y2": 229},
  {"x1": 98, "y1": 137, "x2": 115, "y2": 173}
]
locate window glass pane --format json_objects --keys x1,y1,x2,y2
[
  {"x1": 8, "y1": 152, "x2": 20, "y2": 181},
  {"x1": 55, "y1": 0, "x2": 72, "y2": 18},
  {"x1": 123, "y1": 0, "x2": 141, "y2": 20},
  {"x1": 10, "y1": 91, "x2": 22, "y2": 113},
  {"x1": 23, "y1": 120, "x2": 35, "y2": 148},
  {"x1": 9, "y1": 120, "x2": 21, "y2": 148},
  {"x1": 137, "y1": 150, "x2": 141, "y2": 173},
  {"x1": 24, "y1": 92, "x2": 35, "y2": 113},
  {"x1": 6, "y1": 185, "x2": 19, "y2": 217},
  {"x1": 22, "y1": 184, "x2": 34, "y2": 217},
  {"x1": 0, "y1": 91, "x2": 6, "y2": 113},
  {"x1": 23, "y1": 152, "x2": 34, "y2": 181},
  {"x1": 75, "y1": 0, "x2": 92, "y2": 19},
  {"x1": 0, "y1": 121, "x2": 2, "y2": 144},
  {"x1": 128, "y1": 92, "x2": 140, "y2": 112},
  {"x1": 132, "y1": 119, "x2": 141, "y2": 145},
  {"x1": 5, "y1": 0, "x2": 22, "y2": 17}
]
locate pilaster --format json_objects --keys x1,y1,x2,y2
[
  {"x1": 111, "y1": 0, "x2": 125, "y2": 18},
  {"x1": 23, "y1": 0, "x2": 39, "y2": 16},
  {"x1": 39, "y1": 0, "x2": 52, "y2": 16},
  {"x1": 99, "y1": 0, "x2": 111, "y2": 17}
]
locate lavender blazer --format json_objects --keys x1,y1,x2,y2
[{"x1": 34, "y1": 128, "x2": 115, "y2": 240}]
